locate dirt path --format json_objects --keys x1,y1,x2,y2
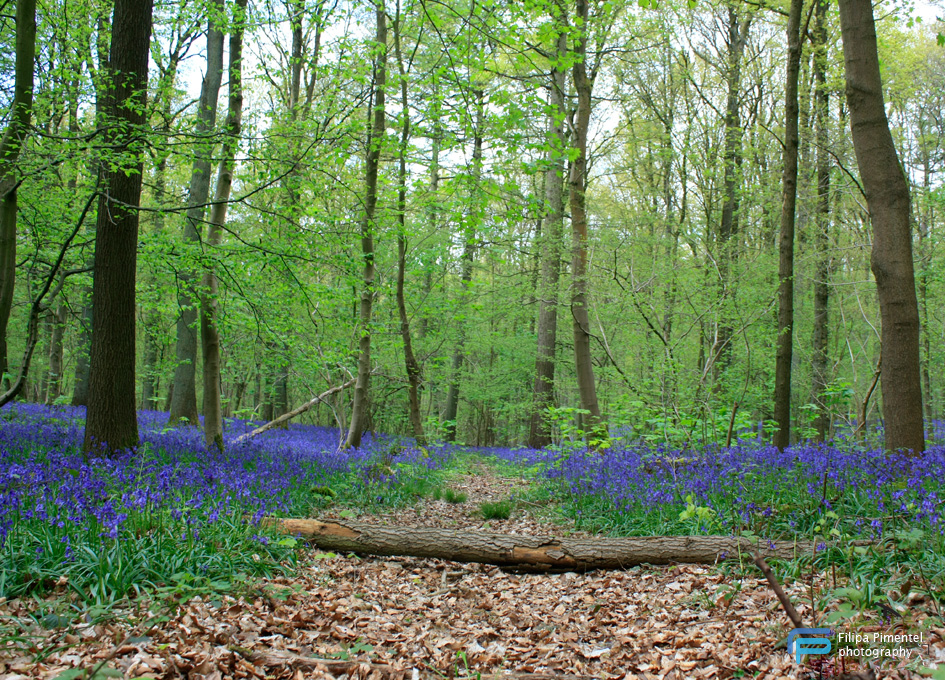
[{"x1": 3, "y1": 466, "x2": 937, "y2": 680}]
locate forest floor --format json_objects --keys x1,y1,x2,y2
[{"x1": 4, "y1": 462, "x2": 940, "y2": 680}]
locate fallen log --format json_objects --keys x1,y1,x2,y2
[
  {"x1": 260, "y1": 517, "x2": 819, "y2": 570},
  {"x1": 232, "y1": 379, "x2": 355, "y2": 444}
]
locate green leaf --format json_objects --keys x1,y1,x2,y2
[{"x1": 53, "y1": 671, "x2": 87, "y2": 680}]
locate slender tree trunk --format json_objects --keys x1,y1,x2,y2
[
  {"x1": 711, "y1": 7, "x2": 750, "y2": 382},
  {"x1": 274, "y1": 352, "x2": 289, "y2": 419},
  {"x1": 838, "y1": 0, "x2": 925, "y2": 453},
  {"x1": 772, "y1": 0, "x2": 803, "y2": 451},
  {"x1": 442, "y1": 90, "x2": 484, "y2": 443},
  {"x1": 83, "y1": 0, "x2": 154, "y2": 455},
  {"x1": 917, "y1": 152, "x2": 932, "y2": 420},
  {"x1": 811, "y1": 0, "x2": 832, "y2": 442},
  {"x1": 392, "y1": 5, "x2": 426, "y2": 446},
  {"x1": 419, "y1": 110, "x2": 439, "y2": 342},
  {"x1": 72, "y1": 15, "x2": 110, "y2": 407},
  {"x1": 569, "y1": 0, "x2": 603, "y2": 438},
  {"x1": 345, "y1": 5, "x2": 386, "y2": 449},
  {"x1": 141, "y1": 153, "x2": 167, "y2": 411},
  {"x1": 168, "y1": 2, "x2": 225, "y2": 426},
  {"x1": 528, "y1": 31, "x2": 567, "y2": 449},
  {"x1": 201, "y1": 0, "x2": 246, "y2": 452},
  {"x1": 45, "y1": 302, "x2": 66, "y2": 404},
  {"x1": 0, "y1": 0, "x2": 37, "y2": 390}
]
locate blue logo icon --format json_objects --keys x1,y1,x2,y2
[{"x1": 788, "y1": 628, "x2": 832, "y2": 663}]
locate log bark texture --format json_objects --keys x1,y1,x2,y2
[{"x1": 262, "y1": 517, "x2": 817, "y2": 570}]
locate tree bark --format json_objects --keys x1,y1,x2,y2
[
  {"x1": 262, "y1": 517, "x2": 823, "y2": 570},
  {"x1": 142, "y1": 47, "x2": 184, "y2": 411},
  {"x1": 0, "y1": 0, "x2": 37, "y2": 390},
  {"x1": 168, "y1": 1, "x2": 225, "y2": 426},
  {"x1": 392, "y1": 6, "x2": 426, "y2": 447},
  {"x1": 528, "y1": 30, "x2": 567, "y2": 450},
  {"x1": 345, "y1": 5, "x2": 386, "y2": 449},
  {"x1": 811, "y1": 0, "x2": 832, "y2": 442},
  {"x1": 710, "y1": 6, "x2": 750, "y2": 382},
  {"x1": 72, "y1": 13, "x2": 111, "y2": 407},
  {"x1": 772, "y1": 0, "x2": 803, "y2": 451},
  {"x1": 442, "y1": 90, "x2": 484, "y2": 443},
  {"x1": 201, "y1": 0, "x2": 246, "y2": 452},
  {"x1": 45, "y1": 302, "x2": 66, "y2": 404},
  {"x1": 82, "y1": 0, "x2": 154, "y2": 454},
  {"x1": 838, "y1": 0, "x2": 925, "y2": 453},
  {"x1": 569, "y1": 0, "x2": 604, "y2": 440},
  {"x1": 140, "y1": 155, "x2": 167, "y2": 411}
]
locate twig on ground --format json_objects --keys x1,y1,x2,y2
[{"x1": 752, "y1": 552, "x2": 804, "y2": 629}]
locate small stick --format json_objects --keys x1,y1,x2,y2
[{"x1": 753, "y1": 552, "x2": 804, "y2": 629}]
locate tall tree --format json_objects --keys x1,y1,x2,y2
[
  {"x1": 772, "y1": 0, "x2": 804, "y2": 450},
  {"x1": 0, "y1": 0, "x2": 37, "y2": 390},
  {"x1": 393, "y1": 1, "x2": 426, "y2": 446},
  {"x1": 837, "y1": 0, "x2": 925, "y2": 453},
  {"x1": 709, "y1": 5, "x2": 751, "y2": 383},
  {"x1": 168, "y1": 0, "x2": 226, "y2": 426},
  {"x1": 345, "y1": 2, "x2": 386, "y2": 449},
  {"x1": 202, "y1": 0, "x2": 246, "y2": 451},
  {"x1": 83, "y1": 0, "x2": 155, "y2": 454},
  {"x1": 569, "y1": 0, "x2": 604, "y2": 439},
  {"x1": 442, "y1": 89, "x2": 484, "y2": 443},
  {"x1": 72, "y1": 11, "x2": 111, "y2": 407},
  {"x1": 528, "y1": 28, "x2": 568, "y2": 449},
  {"x1": 810, "y1": 0, "x2": 832, "y2": 442}
]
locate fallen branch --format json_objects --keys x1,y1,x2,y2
[
  {"x1": 260, "y1": 517, "x2": 820, "y2": 570},
  {"x1": 232, "y1": 379, "x2": 355, "y2": 443},
  {"x1": 753, "y1": 552, "x2": 804, "y2": 628}
]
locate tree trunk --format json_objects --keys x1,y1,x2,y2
[
  {"x1": 140, "y1": 154, "x2": 167, "y2": 411},
  {"x1": 82, "y1": 0, "x2": 154, "y2": 455},
  {"x1": 772, "y1": 0, "x2": 803, "y2": 451},
  {"x1": 201, "y1": 0, "x2": 246, "y2": 452},
  {"x1": 0, "y1": 0, "x2": 37, "y2": 390},
  {"x1": 345, "y1": 5, "x2": 386, "y2": 449},
  {"x1": 392, "y1": 6, "x2": 426, "y2": 447},
  {"x1": 168, "y1": 2, "x2": 225, "y2": 426},
  {"x1": 263, "y1": 517, "x2": 823, "y2": 570},
  {"x1": 838, "y1": 0, "x2": 925, "y2": 453},
  {"x1": 528, "y1": 31, "x2": 567, "y2": 450},
  {"x1": 710, "y1": 7, "x2": 750, "y2": 382},
  {"x1": 569, "y1": 0, "x2": 603, "y2": 440},
  {"x1": 917, "y1": 150, "x2": 932, "y2": 421},
  {"x1": 811, "y1": 0, "x2": 832, "y2": 442},
  {"x1": 442, "y1": 90, "x2": 484, "y2": 443},
  {"x1": 72, "y1": 14, "x2": 110, "y2": 407},
  {"x1": 45, "y1": 302, "x2": 66, "y2": 404}
]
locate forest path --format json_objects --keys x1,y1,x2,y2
[
  {"x1": 14, "y1": 463, "x2": 918, "y2": 680},
  {"x1": 319, "y1": 460, "x2": 584, "y2": 537}
]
